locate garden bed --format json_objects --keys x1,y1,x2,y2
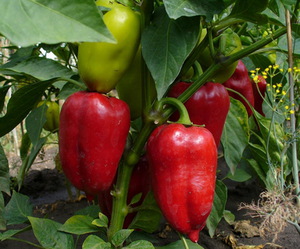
[{"x1": 2, "y1": 146, "x2": 299, "y2": 249}]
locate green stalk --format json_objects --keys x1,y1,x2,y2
[
  {"x1": 285, "y1": 10, "x2": 299, "y2": 196},
  {"x1": 107, "y1": 122, "x2": 155, "y2": 242}
]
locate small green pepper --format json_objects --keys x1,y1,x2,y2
[{"x1": 37, "y1": 100, "x2": 60, "y2": 133}]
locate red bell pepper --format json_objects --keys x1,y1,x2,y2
[
  {"x1": 98, "y1": 156, "x2": 151, "y2": 228},
  {"x1": 168, "y1": 81, "x2": 230, "y2": 147},
  {"x1": 223, "y1": 60, "x2": 255, "y2": 116},
  {"x1": 59, "y1": 91, "x2": 130, "y2": 197},
  {"x1": 147, "y1": 123, "x2": 217, "y2": 243},
  {"x1": 251, "y1": 75, "x2": 267, "y2": 116}
]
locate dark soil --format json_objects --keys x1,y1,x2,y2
[{"x1": 1, "y1": 146, "x2": 300, "y2": 249}]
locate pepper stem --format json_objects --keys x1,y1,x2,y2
[
  {"x1": 178, "y1": 232, "x2": 190, "y2": 249},
  {"x1": 155, "y1": 97, "x2": 192, "y2": 125}
]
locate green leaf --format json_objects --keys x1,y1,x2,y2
[
  {"x1": 123, "y1": 240, "x2": 155, "y2": 249},
  {"x1": 17, "y1": 136, "x2": 47, "y2": 188},
  {"x1": 0, "y1": 229, "x2": 23, "y2": 241},
  {"x1": 92, "y1": 212, "x2": 109, "y2": 228},
  {"x1": 111, "y1": 229, "x2": 134, "y2": 247},
  {"x1": 206, "y1": 180, "x2": 227, "y2": 237},
  {"x1": 223, "y1": 210, "x2": 235, "y2": 225},
  {"x1": 221, "y1": 98, "x2": 249, "y2": 174},
  {"x1": 1, "y1": 57, "x2": 75, "y2": 83},
  {"x1": 75, "y1": 205, "x2": 101, "y2": 218},
  {"x1": 129, "y1": 192, "x2": 162, "y2": 233},
  {"x1": 0, "y1": 144, "x2": 10, "y2": 196},
  {"x1": 59, "y1": 215, "x2": 99, "y2": 235},
  {"x1": 156, "y1": 239, "x2": 204, "y2": 249},
  {"x1": 58, "y1": 81, "x2": 85, "y2": 99},
  {"x1": 229, "y1": 0, "x2": 269, "y2": 24},
  {"x1": 163, "y1": 0, "x2": 225, "y2": 20},
  {"x1": 82, "y1": 235, "x2": 111, "y2": 249},
  {"x1": 25, "y1": 105, "x2": 46, "y2": 146},
  {"x1": 142, "y1": 7, "x2": 200, "y2": 99},
  {"x1": 0, "y1": 79, "x2": 53, "y2": 137},
  {"x1": 0, "y1": 193, "x2": 6, "y2": 230},
  {"x1": 129, "y1": 193, "x2": 142, "y2": 206},
  {"x1": 226, "y1": 168, "x2": 252, "y2": 182},
  {"x1": 0, "y1": 85, "x2": 10, "y2": 113},
  {"x1": 29, "y1": 217, "x2": 74, "y2": 249},
  {"x1": 264, "y1": 0, "x2": 286, "y2": 26},
  {"x1": 246, "y1": 157, "x2": 268, "y2": 187},
  {"x1": 3, "y1": 191, "x2": 33, "y2": 225},
  {"x1": 0, "y1": 0, "x2": 114, "y2": 47},
  {"x1": 280, "y1": 0, "x2": 298, "y2": 10}
]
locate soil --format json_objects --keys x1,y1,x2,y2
[{"x1": 1, "y1": 146, "x2": 300, "y2": 249}]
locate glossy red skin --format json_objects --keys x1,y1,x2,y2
[
  {"x1": 147, "y1": 124, "x2": 217, "y2": 243},
  {"x1": 59, "y1": 91, "x2": 130, "y2": 196},
  {"x1": 251, "y1": 75, "x2": 267, "y2": 116},
  {"x1": 223, "y1": 60, "x2": 255, "y2": 116},
  {"x1": 168, "y1": 81, "x2": 230, "y2": 147},
  {"x1": 98, "y1": 156, "x2": 151, "y2": 228}
]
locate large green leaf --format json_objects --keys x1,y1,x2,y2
[
  {"x1": 3, "y1": 191, "x2": 33, "y2": 225},
  {"x1": 0, "y1": 79, "x2": 53, "y2": 137},
  {"x1": 0, "y1": 0, "x2": 114, "y2": 47},
  {"x1": 142, "y1": 7, "x2": 200, "y2": 99},
  {"x1": 228, "y1": 0, "x2": 269, "y2": 24},
  {"x1": 221, "y1": 98, "x2": 249, "y2": 174},
  {"x1": 206, "y1": 180, "x2": 228, "y2": 237},
  {"x1": 163, "y1": 0, "x2": 224, "y2": 20},
  {"x1": 1, "y1": 57, "x2": 76, "y2": 84},
  {"x1": 29, "y1": 217, "x2": 74, "y2": 249}
]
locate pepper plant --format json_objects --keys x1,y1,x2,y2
[{"x1": 0, "y1": 0, "x2": 299, "y2": 249}]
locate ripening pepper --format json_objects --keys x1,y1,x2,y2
[
  {"x1": 59, "y1": 91, "x2": 130, "y2": 196},
  {"x1": 77, "y1": 0, "x2": 141, "y2": 93},
  {"x1": 37, "y1": 100, "x2": 60, "y2": 133},
  {"x1": 223, "y1": 60, "x2": 255, "y2": 116},
  {"x1": 98, "y1": 156, "x2": 151, "y2": 228},
  {"x1": 116, "y1": 48, "x2": 156, "y2": 120},
  {"x1": 168, "y1": 82, "x2": 230, "y2": 146},
  {"x1": 251, "y1": 75, "x2": 267, "y2": 116},
  {"x1": 147, "y1": 123, "x2": 217, "y2": 243}
]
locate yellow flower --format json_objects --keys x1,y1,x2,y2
[
  {"x1": 285, "y1": 105, "x2": 289, "y2": 110},
  {"x1": 288, "y1": 68, "x2": 292, "y2": 72},
  {"x1": 290, "y1": 110, "x2": 295, "y2": 114},
  {"x1": 282, "y1": 90, "x2": 287, "y2": 95}
]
